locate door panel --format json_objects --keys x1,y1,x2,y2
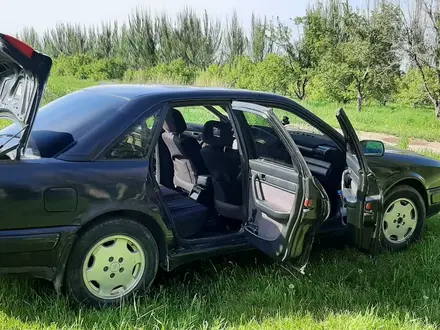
[
  {"x1": 336, "y1": 108, "x2": 382, "y2": 254},
  {"x1": 246, "y1": 159, "x2": 303, "y2": 258},
  {"x1": 251, "y1": 161, "x2": 297, "y2": 221},
  {"x1": 254, "y1": 179, "x2": 296, "y2": 216}
]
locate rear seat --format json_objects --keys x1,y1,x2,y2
[{"x1": 159, "y1": 185, "x2": 208, "y2": 238}]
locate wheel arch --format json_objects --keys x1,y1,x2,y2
[
  {"x1": 385, "y1": 177, "x2": 428, "y2": 212},
  {"x1": 75, "y1": 209, "x2": 170, "y2": 263},
  {"x1": 53, "y1": 208, "x2": 173, "y2": 294}
]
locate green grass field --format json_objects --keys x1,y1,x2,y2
[
  {"x1": 2, "y1": 75, "x2": 440, "y2": 329},
  {"x1": 1, "y1": 219, "x2": 440, "y2": 329}
]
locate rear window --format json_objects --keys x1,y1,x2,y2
[
  {"x1": 1, "y1": 90, "x2": 128, "y2": 158},
  {"x1": 33, "y1": 90, "x2": 128, "y2": 140}
]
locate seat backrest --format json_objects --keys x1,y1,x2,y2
[
  {"x1": 161, "y1": 108, "x2": 208, "y2": 192},
  {"x1": 200, "y1": 121, "x2": 242, "y2": 206}
]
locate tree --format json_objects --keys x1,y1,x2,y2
[
  {"x1": 311, "y1": 1, "x2": 401, "y2": 111},
  {"x1": 92, "y1": 21, "x2": 121, "y2": 59},
  {"x1": 41, "y1": 23, "x2": 91, "y2": 57},
  {"x1": 155, "y1": 13, "x2": 178, "y2": 64},
  {"x1": 124, "y1": 8, "x2": 157, "y2": 69},
  {"x1": 401, "y1": 0, "x2": 440, "y2": 118},
  {"x1": 274, "y1": 0, "x2": 348, "y2": 100},
  {"x1": 173, "y1": 8, "x2": 222, "y2": 69},
  {"x1": 272, "y1": 18, "x2": 309, "y2": 100},
  {"x1": 224, "y1": 11, "x2": 247, "y2": 64},
  {"x1": 249, "y1": 13, "x2": 273, "y2": 62}
]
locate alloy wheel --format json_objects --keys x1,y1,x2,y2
[
  {"x1": 382, "y1": 197, "x2": 418, "y2": 244},
  {"x1": 82, "y1": 235, "x2": 145, "y2": 300}
]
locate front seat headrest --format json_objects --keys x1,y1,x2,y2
[
  {"x1": 163, "y1": 109, "x2": 187, "y2": 134},
  {"x1": 203, "y1": 121, "x2": 234, "y2": 147}
]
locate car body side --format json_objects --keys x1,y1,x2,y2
[{"x1": 1, "y1": 85, "x2": 440, "y2": 288}]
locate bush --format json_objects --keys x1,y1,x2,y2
[
  {"x1": 52, "y1": 54, "x2": 127, "y2": 81},
  {"x1": 225, "y1": 56, "x2": 256, "y2": 89},
  {"x1": 396, "y1": 68, "x2": 432, "y2": 107},
  {"x1": 124, "y1": 59, "x2": 197, "y2": 85},
  {"x1": 194, "y1": 64, "x2": 231, "y2": 87},
  {"x1": 252, "y1": 54, "x2": 291, "y2": 95}
]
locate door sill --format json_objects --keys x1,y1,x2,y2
[
  {"x1": 181, "y1": 227, "x2": 245, "y2": 245},
  {"x1": 167, "y1": 237, "x2": 252, "y2": 271}
]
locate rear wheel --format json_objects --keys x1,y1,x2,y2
[
  {"x1": 65, "y1": 217, "x2": 158, "y2": 306},
  {"x1": 381, "y1": 185, "x2": 426, "y2": 251}
]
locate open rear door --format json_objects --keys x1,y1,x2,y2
[
  {"x1": 232, "y1": 102, "x2": 329, "y2": 264},
  {"x1": 336, "y1": 108, "x2": 383, "y2": 254}
]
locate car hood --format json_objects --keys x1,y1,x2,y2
[
  {"x1": 0, "y1": 34, "x2": 51, "y2": 155},
  {"x1": 382, "y1": 144, "x2": 439, "y2": 162},
  {"x1": 367, "y1": 143, "x2": 440, "y2": 190}
]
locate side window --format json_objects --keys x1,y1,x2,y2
[
  {"x1": 104, "y1": 111, "x2": 160, "y2": 160},
  {"x1": 242, "y1": 112, "x2": 293, "y2": 168},
  {"x1": 272, "y1": 107, "x2": 327, "y2": 137}
]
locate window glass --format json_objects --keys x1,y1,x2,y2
[
  {"x1": 272, "y1": 107, "x2": 326, "y2": 136},
  {"x1": 104, "y1": 110, "x2": 159, "y2": 160},
  {"x1": 0, "y1": 91, "x2": 129, "y2": 158},
  {"x1": 176, "y1": 106, "x2": 224, "y2": 125},
  {"x1": 242, "y1": 112, "x2": 293, "y2": 168}
]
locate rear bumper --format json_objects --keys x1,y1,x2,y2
[{"x1": 0, "y1": 226, "x2": 79, "y2": 281}]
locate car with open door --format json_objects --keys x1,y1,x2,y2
[{"x1": 1, "y1": 34, "x2": 440, "y2": 306}]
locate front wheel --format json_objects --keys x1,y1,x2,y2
[
  {"x1": 65, "y1": 217, "x2": 159, "y2": 307},
  {"x1": 381, "y1": 185, "x2": 426, "y2": 251}
]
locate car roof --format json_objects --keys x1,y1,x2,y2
[{"x1": 83, "y1": 84, "x2": 293, "y2": 105}]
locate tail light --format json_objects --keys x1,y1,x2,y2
[{"x1": 3, "y1": 34, "x2": 34, "y2": 58}]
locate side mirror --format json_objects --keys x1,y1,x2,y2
[{"x1": 360, "y1": 140, "x2": 385, "y2": 157}]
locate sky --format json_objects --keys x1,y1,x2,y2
[{"x1": 1, "y1": 0, "x2": 367, "y2": 36}]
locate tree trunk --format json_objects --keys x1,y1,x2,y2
[
  {"x1": 294, "y1": 78, "x2": 307, "y2": 100},
  {"x1": 357, "y1": 89, "x2": 363, "y2": 112},
  {"x1": 436, "y1": 100, "x2": 440, "y2": 119}
]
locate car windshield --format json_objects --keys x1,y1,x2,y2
[{"x1": 0, "y1": 90, "x2": 129, "y2": 158}]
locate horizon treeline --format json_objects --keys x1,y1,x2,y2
[{"x1": 16, "y1": 0, "x2": 440, "y2": 117}]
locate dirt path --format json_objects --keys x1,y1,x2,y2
[
  {"x1": 354, "y1": 130, "x2": 440, "y2": 153},
  {"x1": 288, "y1": 123, "x2": 440, "y2": 154}
]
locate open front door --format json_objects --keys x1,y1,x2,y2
[
  {"x1": 232, "y1": 102, "x2": 329, "y2": 263},
  {"x1": 336, "y1": 108, "x2": 383, "y2": 254}
]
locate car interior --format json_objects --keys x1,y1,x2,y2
[{"x1": 153, "y1": 104, "x2": 348, "y2": 240}]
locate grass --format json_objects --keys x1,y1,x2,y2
[
  {"x1": 2, "y1": 75, "x2": 440, "y2": 329},
  {"x1": 301, "y1": 100, "x2": 440, "y2": 142},
  {"x1": 2, "y1": 219, "x2": 440, "y2": 329}
]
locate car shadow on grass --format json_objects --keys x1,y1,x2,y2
[{"x1": 1, "y1": 224, "x2": 440, "y2": 329}]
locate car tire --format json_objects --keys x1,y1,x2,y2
[
  {"x1": 380, "y1": 185, "x2": 426, "y2": 251},
  {"x1": 65, "y1": 217, "x2": 159, "y2": 307}
]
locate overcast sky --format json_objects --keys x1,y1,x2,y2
[{"x1": 1, "y1": 0, "x2": 368, "y2": 35}]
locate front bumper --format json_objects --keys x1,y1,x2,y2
[
  {"x1": 0, "y1": 226, "x2": 79, "y2": 281},
  {"x1": 426, "y1": 187, "x2": 440, "y2": 217}
]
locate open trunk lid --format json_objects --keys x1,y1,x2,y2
[{"x1": 0, "y1": 34, "x2": 52, "y2": 158}]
